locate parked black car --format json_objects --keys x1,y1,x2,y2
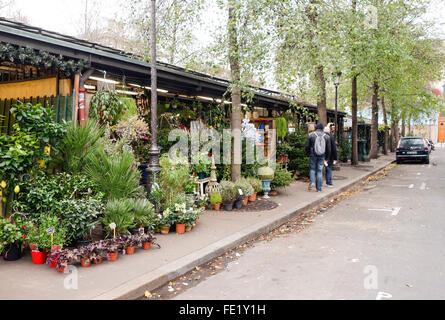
[{"x1": 396, "y1": 137, "x2": 430, "y2": 164}]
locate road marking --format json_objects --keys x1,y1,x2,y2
[
  {"x1": 376, "y1": 292, "x2": 393, "y2": 300},
  {"x1": 420, "y1": 183, "x2": 426, "y2": 190},
  {"x1": 368, "y1": 207, "x2": 401, "y2": 216},
  {"x1": 409, "y1": 184, "x2": 414, "y2": 189}
]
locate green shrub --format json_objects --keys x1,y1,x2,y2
[
  {"x1": 58, "y1": 198, "x2": 104, "y2": 243},
  {"x1": 246, "y1": 177, "x2": 262, "y2": 193},
  {"x1": 131, "y1": 198, "x2": 156, "y2": 229},
  {"x1": 27, "y1": 214, "x2": 68, "y2": 251},
  {"x1": 220, "y1": 180, "x2": 237, "y2": 204},
  {"x1": 287, "y1": 129, "x2": 310, "y2": 177},
  {"x1": 271, "y1": 168, "x2": 294, "y2": 190},
  {"x1": 235, "y1": 178, "x2": 254, "y2": 197}
]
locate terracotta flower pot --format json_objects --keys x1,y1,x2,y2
[
  {"x1": 92, "y1": 257, "x2": 103, "y2": 265},
  {"x1": 126, "y1": 246, "x2": 136, "y2": 255},
  {"x1": 57, "y1": 266, "x2": 67, "y2": 273},
  {"x1": 142, "y1": 242, "x2": 151, "y2": 250},
  {"x1": 160, "y1": 226, "x2": 170, "y2": 235},
  {"x1": 31, "y1": 250, "x2": 47, "y2": 265},
  {"x1": 176, "y1": 223, "x2": 186, "y2": 234},
  {"x1": 249, "y1": 192, "x2": 257, "y2": 202},
  {"x1": 242, "y1": 197, "x2": 248, "y2": 206},
  {"x1": 107, "y1": 252, "x2": 118, "y2": 261},
  {"x1": 81, "y1": 258, "x2": 91, "y2": 267},
  {"x1": 214, "y1": 203, "x2": 221, "y2": 211}
]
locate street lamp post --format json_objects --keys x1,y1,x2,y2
[
  {"x1": 146, "y1": 0, "x2": 160, "y2": 195},
  {"x1": 334, "y1": 72, "x2": 342, "y2": 142}
]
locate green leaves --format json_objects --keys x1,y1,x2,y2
[{"x1": 89, "y1": 90, "x2": 126, "y2": 126}]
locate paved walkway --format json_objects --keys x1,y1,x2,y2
[{"x1": 0, "y1": 154, "x2": 395, "y2": 300}]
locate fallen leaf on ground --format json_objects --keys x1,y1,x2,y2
[{"x1": 144, "y1": 291, "x2": 153, "y2": 299}]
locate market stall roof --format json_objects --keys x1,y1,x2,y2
[{"x1": 0, "y1": 18, "x2": 345, "y2": 117}]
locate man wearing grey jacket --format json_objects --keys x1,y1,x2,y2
[{"x1": 305, "y1": 123, "x2": 332, "y2": 192}]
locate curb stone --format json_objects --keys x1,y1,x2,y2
[{"x1": 93, "y1": 158, "x2": 395, "y2": 300}]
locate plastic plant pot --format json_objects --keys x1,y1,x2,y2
[
  {"x1": 31, "y1": 250, "x2": 47, "y2": 265},
  {"x1": 107, "y1": 252, "x2": 118, "y2": 261},
  {"x1": 234, "y1": 200, "x2": 243, "y2": 209},
  {"x1": 142, "y1": 242, "x2": 151, "y2": 250},
  {"x1": 224, "y1": 203, "x2": 233, "y2": 211},
  {"x1": 125, "y1": 247, "x2": 136, "y2": 255},
  {"x1": 81, "y1": 258, "x2": 91, "y2": 267},
  {"x1": 176, "y1": 224, "x2": 186, "y2": 234}
]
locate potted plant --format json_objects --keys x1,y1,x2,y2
[
  {"x1": 122, "y1": 234, "x2": 139, "y2": 255},
  {"x1": 139, "y1": 231, "x2": 160, "y2": 250},
  {"x1": 78, "y1": 245, "x2": 93, "y2": 267},
  {"x1": 103, "y1": 238, "x2": 124, "y2": 261},
  {"x1": 192, "y1": 152, "x2": 211, "y2": 179},
  {"x1": 276, "y1": 143, "x2": 291, "y2": 164},
  {"x1": 27, "y1": 215, "x2": 67, "y2": 265},
  {"x1": 195, "y1": 193, "x2": 208, "y2": 209},
  {"x1": 209, "y1": 192, "x2": 222, "y2": 211},
  {"x1": 184, "y1": 176, "x2": 198, "y2": 204},
  {"x1": 101, "y1": 199, "x2": 134, "y2": 237},
  {"x1": 235, "y1": 178, "x2": 254, "y2": 206},
  {"x1": 157, "y1": 208, "x2": 175, "y2": 235},
  {"x1": 246, "y1": 177, "x2": 262, "y2": 202},
  {"x1": 271, "y1": 168, "x2": 294, "y2": 194},
  {"x1": 90, "y1": 244, "x2": 105, "y2": 264},
  {"x1": 0, "y1": 217, "x2": 23, "y2": 261},
  {"x1": 55, "y1": 248, "x2": 79, "y2": 273},
  {"x1": 220, "y1": 180, "x2": 237, "y2": 211}
]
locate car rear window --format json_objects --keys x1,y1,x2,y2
[{"x1": 400, "y1": 138, "x2": 424, "y2": 148}]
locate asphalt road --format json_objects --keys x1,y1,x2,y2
[{"x1": 174, "y1": 148, "x2": 445, "y2": 300}]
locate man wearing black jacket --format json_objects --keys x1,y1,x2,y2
[
  {"x1": 324, "y1": 126, "x2": 338, "y2": 187},
  {"x1": 305, "y1": 123, "x2": 331, "y2": 192}
]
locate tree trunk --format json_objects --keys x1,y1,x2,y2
[
  {"x1": 401, "y1": 115, "x2": 406, "y2": 137},
  {"x1": 369, "y1": 81, "x2": 379, "y2": 159},
  {"x1": 381, "y1": 96, "x2": 388, "y2": 155},
  {"x1": 408, "y1": 111, "x2": 412, "y2": 136},
  {"x1": 228, "y1": 3, "x2": 241, "y2": 182},
  {"x1": 351, "y1": 75, "x2": 358, "y2": 165},
  {"x1": 350, "y1": 1, "x2": 358, "y2": 165},
  {"x1": 316, "y1": 65, "x2": 327, "y2": 126}
]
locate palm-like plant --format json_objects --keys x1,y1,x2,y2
[
  {"x1": 101, "y1": 199, "x2": 134, "y2": 236},
  {"x1": 58, "y1": 120, "x2": 105, "y2": 174},
  {"x1": 84, "y1": 147, "x2": 143, "y2": 200}
]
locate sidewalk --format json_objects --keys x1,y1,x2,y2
[{"x1": 0, "y1": 153, "x2": 395, "y2": 300}]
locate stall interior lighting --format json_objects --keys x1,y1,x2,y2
[
  {"x1": 116, "y1": 90, "x2": 138, "y2": 96},
  {"x1": 89, "y1": 76, "x2": 120, "y2": 84},
  {"x1": 84, "y1": 85, "x2": 96, "y2": 90}
]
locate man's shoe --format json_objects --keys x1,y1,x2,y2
[
  {"x1": 308, "y1": 184, "x2": 314, "y2": 191},
  {"x1": 326, "y1": 184, "x2": 334, "y2": 188}
]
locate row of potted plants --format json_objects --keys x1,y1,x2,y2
[
  {"x1": 51, "y1": 232, "x2": 160, "y2": 272},
  {"x1": 212, "y1": 177, "x2": 262, "y2": 211}
]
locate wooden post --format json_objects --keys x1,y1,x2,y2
[{"x1": 73, "y1": 73, "x2": 80, "y2": 124}]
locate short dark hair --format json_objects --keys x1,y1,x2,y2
[{"x1": 315, "y1": 123, "x2": 324, "y2": 130}]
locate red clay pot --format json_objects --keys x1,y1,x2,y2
[
  {"x1": 126, "y1": 246, "x2": 136, "y2": 255},
  {"x1": 81, "y1": 258, "x2": 91, "y2": 267},
  {"x1": 107, "y1": 252, "x2": 118, "y2": 261},
  {"x1": 214, "y1": 203, "x2": 221, "y2": 211},
  {"x1": 92, "y1": 257, "x2": 103, "y2": 265},
  {"x1": 242, "y1": 197, "x2": 248, "y2": 206},
  {"x1": 31, "y1": 250, "x2": 47, "y2": 265},
  {"x1": 249, "y1": 192, "x2": 257, "y2": 202},
  {"x1": 142, "y1": 242, "x2": 151, "y2": 250},
  {"x1": 176, "y1": 223, "x2": 186, "y2": 234},
  {"x1": 57, "y1": 266, "x2": 67, "y2": 273}
]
